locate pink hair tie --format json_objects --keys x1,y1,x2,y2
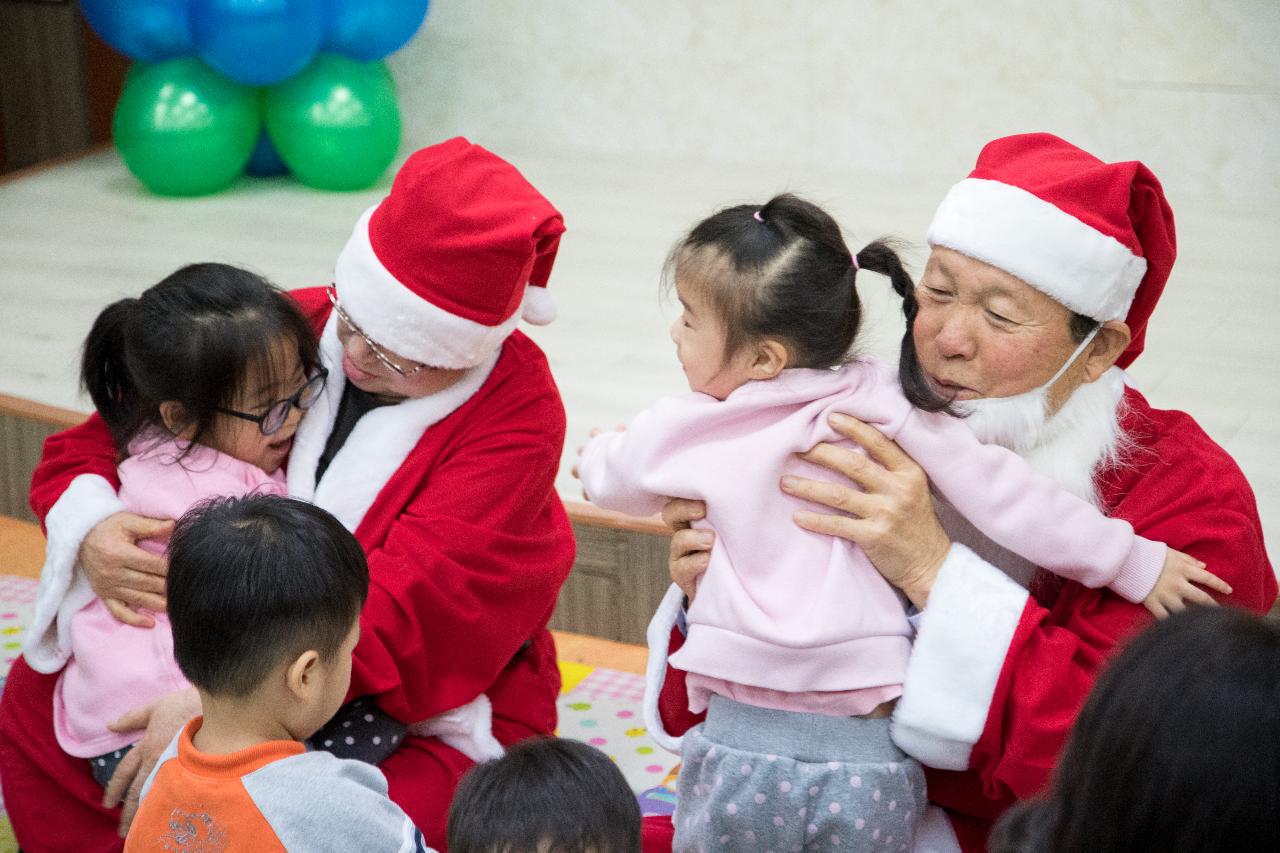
[
  {"x1": 851, "y1": 251, "x2": 860, "y2": 271},
  {"x1": 753, "y1": 210, "x2": 764, "y2": 223}
]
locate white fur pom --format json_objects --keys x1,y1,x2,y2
[{"x1": 521, "y1": 285, "x2": 557, "y2": 325}]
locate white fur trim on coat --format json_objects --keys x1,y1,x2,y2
[
  {"x1": 335, "y1": 206, "x2": 525, "y2": 369},
  {"x1": 287, "y1": 314, "x2": 498, "y2": 533},
  {"x1": 927, "y1": 178, "x2": 1147, "y2": 322},
  {"x1": 408, "y1": 694, "x2": 505, "y2": 763},
  {"x1": 891, "y1": 544, "x2": 1028, "y2": 770},
  {"x1": 643, "y1": 584, "x2": 689, "y2": 755},
  {"x1": 23, "y1": 474, "x2": 126, "y2": 673}
]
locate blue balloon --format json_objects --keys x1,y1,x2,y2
[
  {"x1": 245, "y1": 129, "x2": 290, "y2": 176},
  {"x1": 81, "y1": 0, "x2": 193, "y2": 62},
  {"x1": 191, "y1": 0, "x2": 324, "y2": 86},
  {"x1": 321, "y1": 0, "x2": 429, "y2": 61}
]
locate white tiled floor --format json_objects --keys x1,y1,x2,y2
[{"x1": 1, "y1": 148, "x2": 1276, "y2": 569}]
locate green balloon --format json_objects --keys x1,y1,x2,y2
[
  {"x1": 113, "y1": 58, "x2": 259, "y2": 197},
  {"x1": 264, "y1": 54, "x2": 401, "y2": 192}
]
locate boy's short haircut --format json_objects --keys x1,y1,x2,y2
[
  {"x1": 447, "y1": 737, "x2": 642, "y2": 853},
  {"x1": 167, "y1": 494, "x2": 368, "y2": 697}
]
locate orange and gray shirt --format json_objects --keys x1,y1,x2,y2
[{"x1": 125, "y1": 718, "x2": 432, "y2": 852}]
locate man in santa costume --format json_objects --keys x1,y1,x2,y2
[
  {"x1": 0, "y1": 137, "x2": 576, "y2": 851},
  {"x1": 649, "y1": 133, "x2": 1276, "y2": 851}
]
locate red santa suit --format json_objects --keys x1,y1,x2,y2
[
  {"x1": 640, "y1": 135, "x2": 1276, "y2": 852},
  {"x1": 0, "y1": 138, "x2": 576, "y2": 852}
]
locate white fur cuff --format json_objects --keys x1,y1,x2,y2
[
  {"x1": 892, "y1": 544, "x2": 1028, "y2": 770},
  {"x1": 23, "y1": 474, "x2": 125, "y2": 673},
  {"x1": 643, "y1": 584, "x2": 689, "y2": 755},
  {"x1": 409, "y1": 694, "x2": 505, "y2": 763}
]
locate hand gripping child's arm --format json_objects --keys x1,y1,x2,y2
[{"x1": 893, "y1": 407, "x2": 1206, "y2": 608}]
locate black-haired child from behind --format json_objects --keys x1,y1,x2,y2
[
  {"x1": 447, "y1": 736, "x2": 641, "y2": 853},
  {"x1": 124, "y1": 494, "x2": 433, "y2": 852},
  {"x1": 990, "y1": 606, "x2": 1280, "y2": 852}
]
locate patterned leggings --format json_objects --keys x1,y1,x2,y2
[{"x1": 673, "y1": 696, "x2": 926, "y2": 852}]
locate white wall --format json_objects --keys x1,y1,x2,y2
[
  {"x1": 380, "y1": 0, "x2": 1280, "y2": 567},
  {"x1": 391, "y1": 0, "x2": 1280, "y2": 206}
]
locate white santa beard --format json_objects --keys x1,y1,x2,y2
[
  {"x1": 959, "y1": 366, "x2": 1127, "y2": 506},
  {"x1": 935, "y1": 367, "x2": 1129, "y2": 587}
]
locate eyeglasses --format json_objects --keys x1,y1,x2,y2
[
  {"x1": 215, "y1": 368, "x2": 329, "y2": 436},
  {"x1": 327, "y1": 286, "x2": 426, "y2": 377}
]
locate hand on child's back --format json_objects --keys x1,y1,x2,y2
[{"x1": 80, "y1": 512, "x2": 173, "y2": 627}]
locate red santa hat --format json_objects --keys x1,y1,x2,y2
[
  {"x1": 334, "y1": 137, "x2": 565, "y2": 369},
  {"x1": 927, "y1": 133, "x2": 1176, "y2": 368}
]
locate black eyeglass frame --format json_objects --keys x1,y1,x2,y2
[{"x1": 215, "y1": 368, "x2": 329, "y2": 436}]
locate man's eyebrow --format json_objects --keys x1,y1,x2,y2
[{"x1": 928, "y1": 256, "x2": 956, "y2": 281}]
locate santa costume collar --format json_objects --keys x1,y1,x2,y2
[{"x1": 286, "y1": 313, "x2": 499, "y2": 533}]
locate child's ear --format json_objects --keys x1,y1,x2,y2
[
  {"x1": 159, "y1": 401, "x2": 193, "y2": 437},
  {"x1": 749, "y1": 339, "x2": 789, "y2": 381},
  {"x1": 285, "y1": 650, "x2": 321, "y2": 700}
]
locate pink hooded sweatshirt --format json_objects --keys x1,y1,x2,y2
[
  {"x1": 577, "y1": 358, "x2": 1165, "y2": 717},
  {"x1": 53, "y1": 438, "x2": 285, "y2": 758}
]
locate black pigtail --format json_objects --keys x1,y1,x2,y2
[
  {"x1": 855, "y1": 240, "x2": 959, "y2": 415},
  {"x1": 81, "y1": 298, "x2": 144, "y2": 452}
]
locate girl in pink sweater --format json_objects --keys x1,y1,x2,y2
[
  {"x1": 23, "y1": 263, "x2": 326, "y2": 786},
  {"x1": 576, "y1": 195, "x2": 1221, "y2": 852}
]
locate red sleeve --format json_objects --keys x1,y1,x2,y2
[
  {"x1": 29, "y1": 414, "x2": 119, "y2": 529},
  {"x1": 347, "y1": 373, "x2": 577, "y2": 723},
  {"x1": 939, "y1": 420, "x2": 1276, "y2": 815},
  {"x1": 657, "y1": 626, "x2": 706, "y2": 738}
]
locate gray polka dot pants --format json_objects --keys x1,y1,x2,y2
[{"x1": 673, "y1": 696, "x2": 926, "y2": 852}]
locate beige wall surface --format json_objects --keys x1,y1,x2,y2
[{"x1": 392, "y1": 0, "x2": 1280, "y2": 206}]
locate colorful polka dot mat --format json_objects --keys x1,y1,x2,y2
[{"x1": 0, "y1": 575, "x2": 679, "y2": 851}]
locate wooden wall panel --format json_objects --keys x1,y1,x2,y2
[
  {"x1": 0, "y1": 411, "x2": 62, "y2": 522},
  {"x1": 0, "y1": 0, "x2": 91, "y2": 173}
]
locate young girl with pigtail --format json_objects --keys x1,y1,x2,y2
[
  {"x1": 576, "y1": 194, "x2": 1215, "y2": 852},
  {"x1": 22, "y1": 263, "x2": 328, "y2": 788}
]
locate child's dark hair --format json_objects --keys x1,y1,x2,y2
[
  {"x1": 990, "y1": 606, "x2": 1280, "y2": 853},
  {"x1": 667, "y1": 193, "x2": 953, "y2": 411},
  {"x1": 81, "y1": 262, "x2": 321, "y2": 454},
  {"x1": 167, "y1": 494, "x2": 368, "y2": 697},
  {"x1": 447, "y1": 737, "x2": 642, "y2": 853}
]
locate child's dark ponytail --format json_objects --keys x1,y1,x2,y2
[
  {"x1": 81, "y1": 298, "x2": 145, "y2": 448},
  {"x1": 77, "y1": 263, "x2": 321, "y2": 456},
  {"x1": 854, "y1": 241, "x2": 957, "y2": 414}
]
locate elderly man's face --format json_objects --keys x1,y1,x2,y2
[{"x1": 912, "y1": 247, "x2": 1087, "y2": 408}]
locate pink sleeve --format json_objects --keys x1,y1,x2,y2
[
  {"x1": 891, "y1": 408, "x2": 1165, "y2": 602},
  {"x1": 576, "y1": 397, "x2": 693, "y2": 518}
]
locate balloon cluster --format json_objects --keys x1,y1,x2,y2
[{"x1": 87, "y1": 1, "x2": 429, "y2": 195}]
